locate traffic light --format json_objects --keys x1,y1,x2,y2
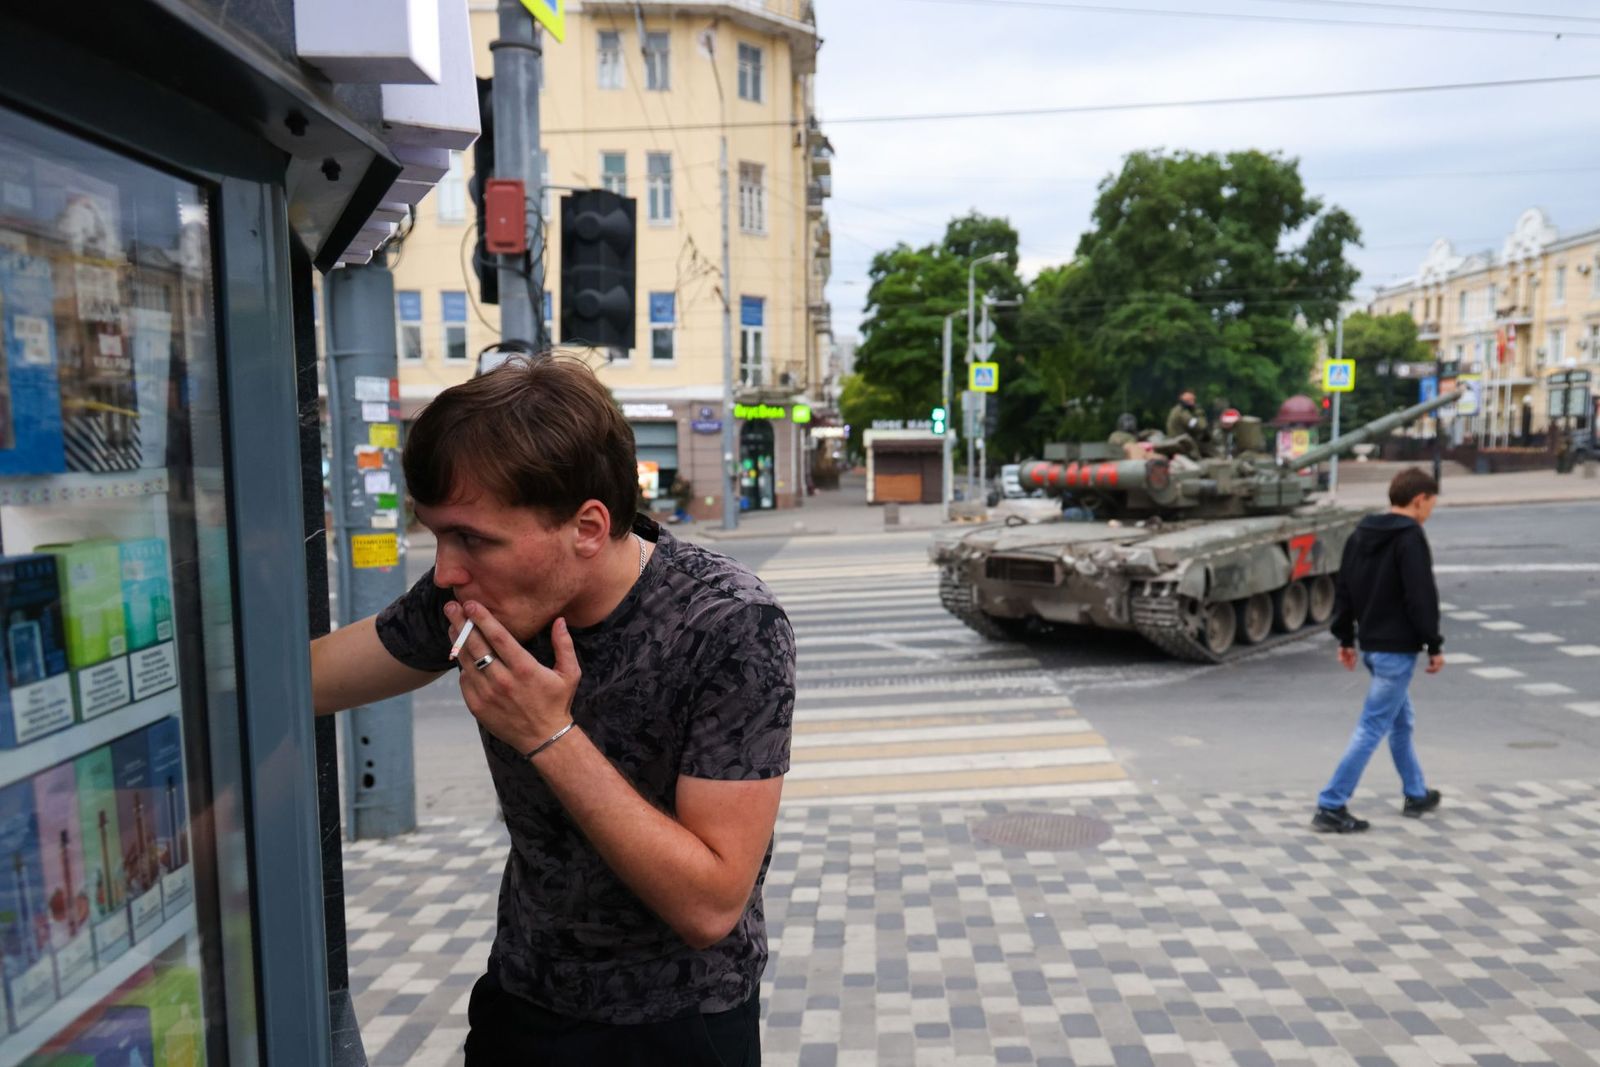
[
  {"x1": 560, "y1": 189, "x2": 637, "y2": 350},
  {"x1": 470, "y1": 77, "x2": 497, "y2": 305},
  {"x1": 930, "y1": 406, "x2": 947, "y2": 435},
  {"x1": 1321, "y1": 396, "x2": 1332, "y2": 411}
]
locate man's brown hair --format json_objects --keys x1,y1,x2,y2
[
  {"x1": 403, "y1": 356, "x2": 638, "y2": 537},
  {"x1": 1388, "y1": 467, "x2": 1439, "y2": 508}
]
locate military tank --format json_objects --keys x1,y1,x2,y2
[{"x1": 931, "y1": 392, "x2": 1460, "y2": 662}]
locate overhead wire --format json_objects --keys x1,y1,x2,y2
[
  {"x1": 887, "y1": 0, "x2": 1600, "y2": 39},
  {"x1": 543, "y1": 73, "x2": 1600, "y2": 135}
]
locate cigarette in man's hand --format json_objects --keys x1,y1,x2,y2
[{"x1": 448, "y1": 618, "x2": 475, "y2": 661}]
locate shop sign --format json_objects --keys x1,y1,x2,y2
[
  {"x1": 734, "y1": 403, "x2": 786, "y2": 420},
  {"x1": 809, "y1": 426, "x2": 848, "y2": 440},
  {"x1": 622, "y1": 402, "x2": 675, "y2": 420},
  {"x1": 871, "y1": 419, "x2": 934, "y2": 431},
  {"x1": 691, "y1": 405, "x2": 722, "y2": 434},
  {"x1": 790, "y1": 404, "x2": 812, "y2": 424}
]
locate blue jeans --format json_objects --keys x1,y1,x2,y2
[{"x1": 1317, "y1": 651, "x2": 1428, "y2": 810}]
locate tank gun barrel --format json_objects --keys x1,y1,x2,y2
[{"x1": 1288, "y1": 390, "x2": 1462, "y2": 472}]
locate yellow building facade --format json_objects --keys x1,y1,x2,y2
[
  {"x1": 386, "y1": 0, "x2": 831, "y2": 518},
  {"x1": 1370, "y1": 208, "x2": 1600, "y2": 444}
]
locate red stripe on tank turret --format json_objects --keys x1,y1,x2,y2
[{"x1": 1099, "y1": 463, "x2": 1119, "y2": 487}]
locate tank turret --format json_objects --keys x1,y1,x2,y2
[{"x1": 1016, "y1": 390, "x2": 1461, "y2": 519}]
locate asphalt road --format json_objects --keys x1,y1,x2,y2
[{"x1": 378, "y1": 501, "x2": 1598, "y2": 818}]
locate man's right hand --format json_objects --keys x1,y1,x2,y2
[
  {"x1": 1425, "y1": 653, "x2": 1445, "y2": 674},
  {"x1": 1338, "y1": 646, "x2": 1358, "y2": 671}
]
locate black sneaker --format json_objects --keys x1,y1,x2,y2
[
  {"x1": 1402, "y1": 789, "x2": 1441, "y2": 818},
  {"x1": 1311, "y1": 806, "x2": 1370, "y2": 833}
]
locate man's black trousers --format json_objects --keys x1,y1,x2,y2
[{"x1": 463, "y1": 969, "x2": 760, "y2": 1066}]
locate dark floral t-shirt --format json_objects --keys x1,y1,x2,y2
[{"x1": 374, "y1": 516, "x2": 794, "y2": 1023}]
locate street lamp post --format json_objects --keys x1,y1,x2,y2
[
  {"x1": 966, "y1": 252, "x2": 1005, "y2": 501},
  {"x1": 941, "y1": 308, "x2": 968, "y2": 521}
]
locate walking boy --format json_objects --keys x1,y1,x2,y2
[{"x1": 1313, "y1": 467, "x2": 1445, "y2": 833}]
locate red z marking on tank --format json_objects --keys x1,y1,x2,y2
[
  {"x1": 1098, "y1": 463, "x2": 1119, "y2": 487},
  {"x1": 1289, "y1": 533, "x2": 1317, "y2": 580}
]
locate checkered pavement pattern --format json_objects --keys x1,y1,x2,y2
[{"x1": 343, "y1": 779, "x2": 1600, "y2": 1066}]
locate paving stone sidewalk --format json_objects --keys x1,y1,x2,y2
[{"x1": 344, "y1": 780, "x2": 1600, "y2": 1066}]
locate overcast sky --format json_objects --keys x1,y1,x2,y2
[{"x1": 809, "y1": 0, "x2": 1600, "y2": 339}]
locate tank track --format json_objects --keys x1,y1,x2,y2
[
  {"x1": 938, "y1": 566, "x2": 1026, "y2": 641},
  {"x1": 1130, "y1": 591, "x2": 1326, "y2": 664}
]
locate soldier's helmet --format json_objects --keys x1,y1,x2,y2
[{"x1": 1115, "y1": 412, "x2": 1138, "y2": 433}]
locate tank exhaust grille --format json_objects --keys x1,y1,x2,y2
[{"x1": 984, "y1": 556, "x2": 1059, "y2": 585}]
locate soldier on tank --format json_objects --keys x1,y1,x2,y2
[{"x1": 1165, "y1": 389, "x2": 1207, "y2": 440}]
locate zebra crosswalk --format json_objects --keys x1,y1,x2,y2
[{"x1": 759, "y1": 544, "x2": 1134, "y2": 808}]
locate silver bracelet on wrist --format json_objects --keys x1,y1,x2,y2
[{"x1": 523, "y1": 721, "x2": 576, "y2": 762}]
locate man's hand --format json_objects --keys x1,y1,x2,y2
[
  {"x1": 1338, "y1": 646, "x2": 1358, "y2": 671},
  {"x1": 1425, "y1": 653, "x2": 1445, "y2": 674},
  {"x1": 446, "y1": 601, "x2": 581, "y2": 756}
]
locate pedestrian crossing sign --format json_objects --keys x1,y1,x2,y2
[
  {"x1": 1322, "y1": 359, "x2": 1356, "y2": 393},
  {"x1": 519, "y1": 0, "x2": 566, "y2": 42},
  {"x1": 969, "y1": 362, "x2": 999, "y2": 393}
]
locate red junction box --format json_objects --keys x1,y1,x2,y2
[{"x1": 484, "y1": 179, "x2": 527, "y2": 254}]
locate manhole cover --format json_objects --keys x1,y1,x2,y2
[
  {"x1": 971, "y1": 812, "x2": 1113, "y2": 851},
  {"x1": 1507, "y1": 740, "x2": 1557, "y2": 750}
]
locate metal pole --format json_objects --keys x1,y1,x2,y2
[
  {"x1": 1330, "y1": 313, "x2": 1344, "y2": 496},
  {"x1": 966, "y1": 266, "x2": 976, "y2": 503},
  {"x1": 325, "y1": 260, "x2": 416, "y2": 841},
  {"x1": 720, "y1": 133, "x2": 739, "y2": 530},
  {"x1": 492, "y1": 1, "x2": 542, "y2": 348},
  {"x1": 941, "y1": 312, "x2": 954, "y2": 520},
  {"x1": 978, "y1": 300, "x2": 992, "y2": 495},
  {"x1": 1432, "y1": 349, "x2": 1443, "y2": 485}
]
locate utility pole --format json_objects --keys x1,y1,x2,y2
[
  {"x1": 1432, "y1": 348, "x2": 1444, "y2": 486},
  {"x1": 325, "y1": 257, "x2": 415, "y2": 841},
  {"x1": 719, "y1": 133, "x2": 738, "y2": 530},
  {"x1": 1329, "y1": 313, "x2": 1344, "y2": 497},
  {"x1": 940, "y1": 310, "x2": 965, "y2": 520},
  {"x1": 492, "y1": 0, "x2": 543, "y2": 349},
  {"x1": 965, "y1": 251, "x2": 1003, "y2": 502}
]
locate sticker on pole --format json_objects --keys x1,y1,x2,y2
[
  {"x1": 1322, "y1": 359, "x2": 1355, "y2": 392},
  {"x1": 969, "y1": 362, "x2": 999, "y2": 393},
  {"x1": 519, "y1": 0, "x2": 566, "y2": 42},
  {"x1": 351, "y1": 533, "x2": 399, "y2": 570}
]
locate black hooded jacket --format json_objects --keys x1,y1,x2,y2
[{"x1": 1329, "y1": 513, "x2": 1443, "y2": 655}]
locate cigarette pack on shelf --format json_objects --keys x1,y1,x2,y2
[
  {"x1": 0, "y1": 249, "x2": 66, "y2": 477},
  {"x1": 31, "y1": 764, "x2": 94, "y2": 998},
  {"x1": 114, "y1": 962, "x2": 203, "y2": 1066},
  {"x1": 140, "y1": 719, "x2": 189, "y2": 920},
  {"x1": 117, "y1": 541, "x2": 175, "y2": 703},
  {"x1": 46, "y1": 1002, "x2": 154, "y2": 1066},
  {"x1": 33, "y1": 160, "x2": 139, "y2": 476},
  {"x1": 37, "y1": 544, "x2": 129, "y2": 723},
  {"x1": 0, "y1": 556, "x2": 74, "y2": 749},
  {"x1": 70, "y1": 747, "x2": 128, "y2": 967},
  {"x1": 0, "y1": 779, "x2": 54, "y2": 1032},
  {"x1": 106, "y1": 735, "x2": 160, "y2": 945}
]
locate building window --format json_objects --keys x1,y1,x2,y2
[
  {"x1": 442, "y1": 290, "x2": 468, "y2": 360},
  {"x1": 598, "y1": 30, "x2": 623, "y2": 90},
  {"x1": 646, "y1": 152, "x2": 673, "y2": 223},
  {"x1": 1547, "y1": 326, "x2": 1564, "y2": 366},
  {"x1": 437, "y1": 150, "x2": 466, "y2": 223},
  {"x1": 1486, "y1": 283, "x2": 1496, "y2": 318},
  {"x1": 644, "y1": 31, "x2": 670, "y2": 91},
  {"x1": 1453, "y1": 343, "x2": 1465, "y2": 369},
  {"x1": 601, "y1": 152, "x2": 626, "y2": 195},
  {"x1": 1458, "y1": 291, "x2": 1467, "y2": 322},
  {"x1": 1555, "y1": 265, "x2": 1567, "y2": 304},
  {"x1": 739, "y1": 296, "x2": 765, "y2": 386},
  {"x1": 396, "y1": 290, "x2": 423, "y2": 361},
  {"x1": 738, "y1": 162, "x2": 765, "y2": 234},
  {"x1": 737, "y1": 43, "x2": 763, "y2": 102},
  {"x1": 649, "y1": 292, "x2": 675, "y2": 363}
]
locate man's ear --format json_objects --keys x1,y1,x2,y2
[{"x1": 571, "y1": 499, "x2": 615, "y2": 558}]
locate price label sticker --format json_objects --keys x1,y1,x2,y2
[{"x1": 369, "y1": 423, "x2": 400, "y2": 449}]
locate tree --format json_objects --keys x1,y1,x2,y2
[
  {"x1": 853, "y1": 212, "x2": 1023, "y2": 457},
  {"x1": 1335, "y1": 312, "x2": 1433, "y2": 427},
  {"x1": 1048, "y1": 149, "x2": 1361, "y2": 430}
]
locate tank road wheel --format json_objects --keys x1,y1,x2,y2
[
  {"x1": 1307, "y1": 574, "x2": 1337, "y2": 625},
  {"x1": 1201, "y1": 601, "x2": 1238, "y2": 656},
  {"x1": 1237, "y1": 593, "x2": 1273, "y2": 645},
  {"x1": 1273, "y1": 581, "x2": 1310, "y2": 633}
]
